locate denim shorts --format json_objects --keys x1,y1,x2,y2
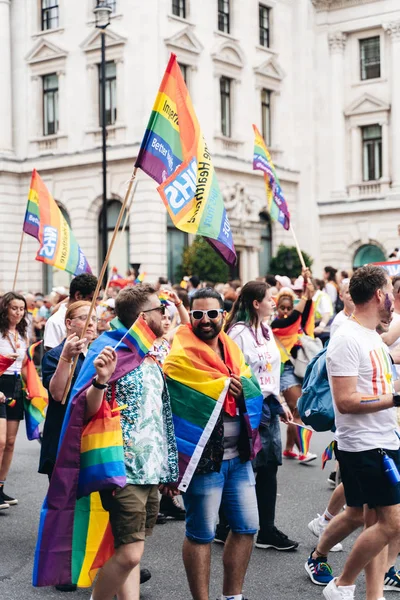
[
  {"x1": 280, "y1": 362, "x2": 302, "y2": 393},
  {"x1": 183, "y1": 457, "x2": 258, "y2": 544}
]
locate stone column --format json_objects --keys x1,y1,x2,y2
[
  {"x1": 0, "y1": 0, "x2": 13, "y2": 154},
  {"x1": 328, "y1": 31, "x2": 347, "y2": 199},
  {"x1": 384, "y1": 21, "x2": 400, "y2": 190}
]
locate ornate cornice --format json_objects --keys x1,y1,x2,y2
[
  {"x1": 328, "y1": 31, "x2": 347, "y2": 52},
  {"x1": 383, "y1": 21, "x2": 400, "y2": 41},
  {"x1": 312, "y1": 0, "x2": 383, "y2": 11}
]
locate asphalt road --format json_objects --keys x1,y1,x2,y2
[{"x1": 0, "y1": 427, "x2": 367, "y2": 600}]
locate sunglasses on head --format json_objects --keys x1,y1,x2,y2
[
  {"x1": 190, "y1": 309, "x2": 224, "y2": 320},
  {"x1": 142, "y1": 305, "x2": 166, "y2": 315}
]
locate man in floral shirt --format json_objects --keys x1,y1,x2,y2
[{"x1": 85, "y1": 285, "x2": 178, "y2": 600}]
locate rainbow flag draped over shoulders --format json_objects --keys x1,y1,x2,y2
[
  {"x1": 23, "y1": 169, "x2": 92, "y2": 276},
  {"x1": 163, "y1": 324, "x2": 263, "y2": 492},
  {"x1": 253, "y1": 124, "x2": 290, "y2": 230},
  {"x1": 135, "y1": 53, "x2": 236, "y2": 266},
  {"x1": 24, "y1": 341, "x2": 48, "y2": 440},
  {"x1": 33, "y1": 325, "x2": 146, "y2": 588}
]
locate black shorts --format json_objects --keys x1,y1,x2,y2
[
  {"x1": 335, "y1": 444, "x2": 400, "y2": 509},
  {"x1": 0, "y1": 374, "x2": 24, "y2": 421}
]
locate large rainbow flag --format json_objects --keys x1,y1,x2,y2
[
  {"x1": 163, "y1": 324, "x2": 263, "y2": 491},
  {"x1": 253, "y1": 124, "x2": 290, "y2": 230},
  {"x1": 24, "y1": 341, "x2": 48, "y2": 441},
  {"x1": 33, "y1": 324, "x2": 147, "y2": 588},
  {"x1": 371, "y1": 260, "x2": 400, "y2": 277},
  {"x1": 23, "y1": 169, "x2": 92, "y2": 276},
  {"x1": 135, "y1": 53, "x2": 236, "y2": 266}
]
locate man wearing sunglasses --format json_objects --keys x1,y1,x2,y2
[{"x1": 164, "y1": 288, "x2": 263, "y2": 600}]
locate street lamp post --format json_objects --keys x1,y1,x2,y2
[{"x1": 94, "y1": 1, "x2": 112, "y2": 278}]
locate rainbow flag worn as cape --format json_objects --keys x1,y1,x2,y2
[
  {"x1": 163, "y1": 324, "x2": 263, "y2": 491},
  {"x1": 119, "y1": 314, "x2": 157, "y2": 358},
  {"x1": 253, "y1": 124, "x2": 290, "y2": 230},
  {"x1": 322, "y1": 440, "x2": 335, "y2": 470},
  {"x1": 24, "y1": 341, "x2": 48, "y2": 441},
  {"x1": 135, "y1": 53, "x2": 236, "y2": 266},
  {"x1": 23, "y1": 169, "x2": 92, "y2": 276},
  {"x1": 294, "y1": 423, "x2": 312, "y2": 457},
  {"x1": 33, "y1": 323, "x2": 149, "y2": 588}
]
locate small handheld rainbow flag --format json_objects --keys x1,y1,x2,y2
[
  {"x1": 116, "y1": 314, "x2": 157, "y2": 357},
  {"x1": 159, "y1": 291, "x2": 171, "y2": 305},
  {"x1": 24, "y1": 341, "x2": 48, "y2": 440},
  {"x1": 5, "y1": 398, "x2": 16, "y2": 408},
  {"x1": 293, "y1": 423, "x2": 312, "y2": 458},
  {"x1": 322, "y1": 440, "x2": 335, "y2": 470},
  {"x1": 135, "y1": 272, "x2": 146, "y2": 284}
]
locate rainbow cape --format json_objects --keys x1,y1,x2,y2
[
  {"x1": 253, "y1": 124, "x2": 290, "y2": 230},
  {"x1": 163, "y1": 324, "x2": 263, "y2": 491},
  {"x1": 135, "y1": 53, "x2": 236, "y2": 266},
  {"x1": 33, "y1": 324, "x2": 146, "y2": 588},
  {"x1": 294, "y1": 423, "x2": 312, "y2": 457},
  {"x1": 23, "y1": 169, "x2": 92, "y2": 276},
  {"x1": 118, "y1": 314, "x2": 157, "y2": 357},
  {"x1": 24, "y1": 341, "x2": 48, "y2": 440},
  {"x1": 322, "y1": 440, "x2": 335, "y2": 470}
]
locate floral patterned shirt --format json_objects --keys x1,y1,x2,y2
[{"x1": 108, "y1": 356, "x2": 178, "y2": 485}]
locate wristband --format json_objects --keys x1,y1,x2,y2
[
  {"x1": 91, "y1": 377, "x2": 108, "y2": 390},
  {"x1": 60, "y1": 355, "x2": 72, "y2": 364},
  {"x1": 175, "y1": 301, "x2": 183, "y2": 308}
]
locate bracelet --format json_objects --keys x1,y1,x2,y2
[
  {"x1": 301, "y1": 295, "x2": 307, "y2": 301},
  {"x1": 175, "y1": 301, "x2": 183, "y2": 308},
  {"x1": 60, "y1": 355, "x2": 72, "y2": 364},
  {"x1": 91, "y1": 377, "x2": 108, "y2": 390}
]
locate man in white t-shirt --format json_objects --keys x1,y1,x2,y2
[
  {"x1": 329, "y1": 279, "x2": 354, "y2": 338},
  {"x1": 44, "y1": 274, "x2": 98, "y2": 350},
  {"x1": 320, "y1": 265, "x2": 400, "y2": 600},
  {"x1": 381, "y1": 276, "x2": 400, "y2": 377}
]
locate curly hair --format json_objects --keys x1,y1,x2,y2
[{"x1": 0, "y1": 292, "x2": 28, "y2": 339}]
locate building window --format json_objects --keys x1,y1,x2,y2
[
  {"x1": 43, "y1": 73, "x2": 59, "y2": 136},
  {"x1": 353, "y1": 243, "x2": 385, "y2": 268},
  {"x1": 360, "y1": 36, "x2": 381, "y2": 80},
  {"x1": 167, "y1": 214, "x2": 188, "y2": 283},
  {"x1": 259, "y1": 212, "x2": 272, "y2": 277},
  {"x1": 99, "y1": 61, "x2": 117, "y2": 126},
  {"x1": 261, "y1": 89, "x2": 271, "y2": 146},
  {"x1": 259, "y1": 5, "x2": 270, "y2": 47},
  {"x1": 362, "y1": 124, "x2": 382, "y2": 181},
  {"x1": 172, "y1": 0, "x2": 186, "y2": 18},
  {"x1": 96, "y1": 0, "x2": 117, "y2": 12},
  {"x1": 218, "y1": 0, "x2": 230, "y2": 34},
  {"x1": 220, "y1": 77, "x2": 232, "y2": 137},
  {"x1": 99, "y1": 200, "x2": 130, "y2": 274},
  {"x1": 178, "y1": 63, "x2": 188, "y2": 84},
  {"x1": 41, "y1": 0, "x2": 59, "y2": 30}
]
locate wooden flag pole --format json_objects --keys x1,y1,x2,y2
[
  {"x1": 61, "y1": 167, "x2": 138, "y2": 404},
  {"x1": 103, "y1": 178, "x2": 138, "y2": 299},
  {"x1": 290, "y1": 224, "x2": 306, "y2": 270},
  {"x1": 13, "y1": 231, "x2": 25, "y2": 290}
]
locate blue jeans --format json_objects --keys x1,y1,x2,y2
[{"x1": 183, "y1": 457, "x2": 259, "y2": 544}]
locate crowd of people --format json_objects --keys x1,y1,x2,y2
[{"x1": 1, "y1": 262, "x2": 400, "y2": 600}]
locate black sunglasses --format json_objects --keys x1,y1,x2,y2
[
  {"x1": 142, "y1": 305, "x2": 166, "y2": 315},
  {"x1": 190, "y1": 309, "x2": 224, "y2": 320}
]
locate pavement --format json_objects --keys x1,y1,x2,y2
[{"x1": 0, "y1": 426, "x2": 367, "y2": 600}]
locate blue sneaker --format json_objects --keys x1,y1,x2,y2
[
  {"x1": 384, "y1": 565, "x2": 400, "y2": 591},
  {"x1": 305, "y1": 552, "x2": 334, "y2": 586}
]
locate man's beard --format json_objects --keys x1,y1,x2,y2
[
  {"x1": 378, "y1": 295, "x2": 393, "y2": 327},
  {"x1": 192, "y1": 320, "x2": 222, "y2": 341}
]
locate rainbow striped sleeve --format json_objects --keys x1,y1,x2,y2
[{"x1": 122, "y1": 315, "x2": 157, "y2": 358}]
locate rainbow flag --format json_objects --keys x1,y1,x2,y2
[
  {"x1": 159, "y1": 291, "x2": 171, "y2": 305},
  {"x1": 135, "y1": 53, "x2": 236, "y2": 266},
  {"x1": 371, "y1": 260, "x2": 400, "y2": 277},
  {"x1": 134, "y1": 271, "x2": 146, "y2": 284},
  {"x1": 294, "y1": 423, "x2": 312, "y2": 457},
  {"x1": 163, "y1": 324, "x2": 263, "y2": 491},
  {"x1": 24, "y1": 341, "x2": 48, "y2": 441},
  {"x1": 119, "y1": 314, "x2": 157, "y2": 358},
  {"x1": 23, "y1": 169, "x2": 92, "y2": 276},
  {"x1": 322, "y1": 440, "x2": 335, "y2": 470},
  {"x1": 253, "y1": 124, "x2": 290, "y2": 230},
  {"x1": 0, "y1": 354, "x2": 16, "y2": 376},
  {"x1": 272, "y1": 317, "x2": 301, "y2": 363}
]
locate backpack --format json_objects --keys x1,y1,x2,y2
[{"x1": 297, "y1": 346, "x2": 335, "y2": 432}]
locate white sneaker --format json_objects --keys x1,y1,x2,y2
[
  {"x1": 299, "y1": 452, "x2": 318, "y2": 463},
  {"x1": 308, "y1": 515, "x2": 343, "y2": 552},
  {"x1": 0, "y1": 502, "x2": 9, "y2": 510},
  {"x1": 323, "y1": 578, "x2": 355, "y2": 599}
]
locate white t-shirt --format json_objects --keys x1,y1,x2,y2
[
  {"x1": 330, "y1": 310, "x2": 350, "y2": 339},
  {"x1": 324, "y1": 282, "x2": 338, "y2": 306},
  {"x1": 388, "y1": 311, "x2": 400, "y2": 377},
  {"x1": 44, "y1": 303, "x2": 67, "y2": 349},
  {"x1": 327, "y1": 319, "x2": 398, "y2": 452},
  {"x1": 0, "y1": 333, "x2": 28, "y2": 375},
  {"x1": 228, "y1": 322, "x2": 280, "y2": 397}
]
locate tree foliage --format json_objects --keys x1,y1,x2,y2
[
  {"x1": 181, "y1": 236, "x2": 230, "y2": 283},
  {"x1": 269, "y1": 244, "x2": 313, "y2": 279}
]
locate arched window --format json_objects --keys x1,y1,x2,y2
[
  {"x1": 167, "y1": 213, "x2": 188, "y2": 283},
  {"x1": 353, "y1": 243, "x2": 386, "y2": 268},
  {"x1": 259, "y1": 211, "x2": 272, "y2": 277},
  {"x1": 43, "y1": 204, "x2": 72, "y2": 293},
  {"x1": 98, "y1": 200, "x2": 130, "y2": 276}
]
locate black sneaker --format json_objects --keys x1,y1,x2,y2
[
  {"x1": 140, "y1": 568, "x2": 151, "y2": 585},
  {"x1": 255, "y1": 527, "x2": 299, "y2": 551},
  {"x1": 327, "y1": 471, "x2": 336, "y2": 488},
  {"x1": 156, "y1": 512, "x2": 167, "y2": 525},
  {"x1": 159, "y1": 496, "x2": 186, "y2": 521},
  {"x1": 214, "y1": 524, "x2": 230, "y2": 544},
  {"x1": 0, "y1": 488, "x2": 18, "y2": 505}
]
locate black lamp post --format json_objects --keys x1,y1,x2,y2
[{"x1": 94, "y1": 1, "x2": 112, "y2": 277}]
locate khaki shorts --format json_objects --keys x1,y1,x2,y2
[{"x1": 100, "y1": 484, "x2": 160, "y2": 547}]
